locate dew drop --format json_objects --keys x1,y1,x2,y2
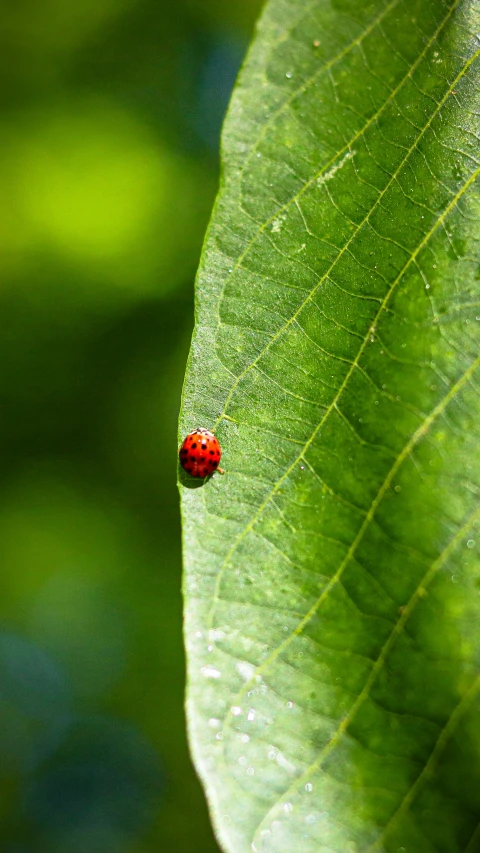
[
  {"x1": 305, "y1": 782, "x2": 313, "y2": 792},
  {"x1": 284, "y1": 802, "x2": 293, "y2": 814},
  {"x1": 231, "y1": 706, "x2": 242, "y2": 716},
  {"x1": 201, "y1": 666, "x2": 221, "y2": 679},
  {"x1": 286, "y1": 71, "x2": 293, "y2": 79},
  {"x1": 467, "y1": 539, "x2": 475, "y2": 549}
]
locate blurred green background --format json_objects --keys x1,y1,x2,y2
[{"x1": 0, "y1": 0, "x2": 262, "y2": 850}]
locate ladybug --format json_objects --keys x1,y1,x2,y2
[{"x1": 179, "y1": 428, "x2": 224, "y2": 478}]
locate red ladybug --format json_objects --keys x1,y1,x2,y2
[{"x1": 179, "y1": 428, "x2": 224, "y2": 478}]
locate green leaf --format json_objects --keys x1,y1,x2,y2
[{"x1": 179, "y1": 1, "x2": 480, "y2": 851}]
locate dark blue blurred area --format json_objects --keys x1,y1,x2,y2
[
  {"x1": 26, "y1": 716, "x2": 162, "y2": 853},
  {"x1": 0, "y1": 0, "x2": 262, "y2": 849}
]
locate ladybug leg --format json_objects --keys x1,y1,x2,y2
[{"x1": 216, "y1": 467, "x2": 225, "y2": 475}]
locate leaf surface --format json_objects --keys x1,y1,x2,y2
[{"x1": 179, "y1": 2, "x2": 480, "y2": 851}]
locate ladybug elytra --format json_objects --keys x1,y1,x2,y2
[{"x1": 179, "y1": 428, "x2": 224, "y2": 478}]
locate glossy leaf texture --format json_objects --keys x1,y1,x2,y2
[{"x1": 179, "y1": 1, "x2": 480, "y2": 852}]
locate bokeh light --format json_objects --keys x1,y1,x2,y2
[{"x1": 1, "y1": 101, "x2": 213, "y2": 298}]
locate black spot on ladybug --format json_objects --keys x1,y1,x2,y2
[
  {"x1": 191, "y1": 442, "x2": 197, "y2": 449},
  {"x1": 210, "y1": 450, "x2": 214, "y2": 455}
]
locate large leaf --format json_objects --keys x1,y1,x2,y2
[{"x1": 179, "y1": 1, "x2": 480, "y2": 851}]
